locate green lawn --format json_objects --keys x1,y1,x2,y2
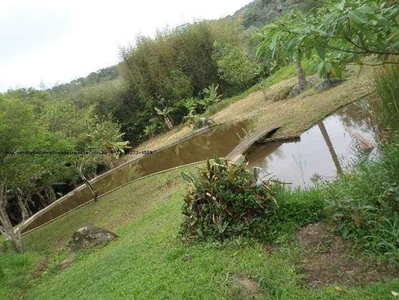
[{"x1": 0, "y1": 163, "x2": 396, "y2": 300}]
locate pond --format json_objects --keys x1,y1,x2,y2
[{"x1": 245, "y1": 100, "x2": 379, "y2": 188}]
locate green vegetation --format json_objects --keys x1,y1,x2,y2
[
  {"x1": 231, "y1": 0, "x2": 327, "y2": 29},
  {"x1": 375, "y1": 65, "x2": 399, "y2": 139},
  {"x1": 0, "y1": 163, "x2": 396, "y2": 299},
  {"x1": 1, "y1": 0, "x2": 399, "y2": 298},
  {"x1": 0, "y1": 93, "x2": 125, "y2": 252},
  {"x1": 256, "y1": 0, "x2": 399, "y2": 95},
  {"x1": 180, "y1": 159, "x2": 326, "y2": 244},
  {"x1": 324, "y1": 64, "x2": 399, "y2": 263},
  {"x1": 0, "y1": 251, "x2": 39, "y2": 300},
  {"x1": 180, "y1": 159, "x2": 279, "y2": 242}
]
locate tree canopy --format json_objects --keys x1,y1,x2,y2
[{"x1": 256, "y1": 0, "x2": 399, "y2": 82}]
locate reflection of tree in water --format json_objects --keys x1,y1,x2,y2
[
  {"x1": 172, "y1": 122, "x2": 249, "y2": 164},
  {"x1": 292, "y1": 153, "x2": 307, "y2": 186},
  {"x1": 333, "y1": 99, "x2": 378, "y2": 134},
  {"x1": 318, "y1": 121, "x2": 343, "y2": 175}
]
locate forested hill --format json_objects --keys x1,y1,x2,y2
[
  {"x1": 50, "y1": 65, "x2": 119, "y2": 99},
  {"x1": 229, "y1": 0, "x2": 324, "y2": 29}
]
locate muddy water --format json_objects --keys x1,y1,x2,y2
[
  {"x1": 246, "y1": 101, "x2": 378, "y2": 188},
  {"x1": 131, "y1": 122, "x2": 249, "y2": 176},
  {"x1": 22, "y1": 122, "x2": 249, "y2": 233}
]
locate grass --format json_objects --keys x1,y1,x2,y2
[
  {"x1": 0, "y1": 251, "x2": 39, "y2": 300},
  {"x1": 374, "y1": 64, "x2": 399, "y2": 138},
  {"x1": 4, "y1": 167, "x2": 396, "y2": 299},
  {"x1": 0, "y1": 164, "x2": 396, "y2": 299}
]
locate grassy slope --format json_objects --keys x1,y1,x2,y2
[
  {"x1": 20, "y1": 165, "x2": 399, "y2": 300},
  {"x1": 3, "y1": 67, "x2": 398, "y2": 299}
]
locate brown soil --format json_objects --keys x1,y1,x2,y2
[{"x1": 296, "y1": 223, "x2": 398, "y2": 288}]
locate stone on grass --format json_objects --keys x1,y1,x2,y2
[{"x1": 69, "y1": 225, "x2": 118, "y2": 251}]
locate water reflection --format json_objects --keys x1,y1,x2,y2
[
  {"x1": 318, "y1": 121, "x2": 343, "y2": 174},
  {"x1": 132, "y1": 121, "x2": 250, "y2": 177},
  {"x1": 246, "y1": 101, "x2": 378, "y2": 188}
]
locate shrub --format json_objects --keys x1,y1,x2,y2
[
  {"x1": 197, "y1": 84, "x2": 222, "y2": 112},
  {"x1": 320, "y1": 66, "x2": 399, "y2": 263},
  {"x1": 180, "y1": 159, "x2": 280, "y2": 242}
]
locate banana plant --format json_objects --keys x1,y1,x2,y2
[{"x1": 154, "y1": 106, "x2": 175, "y2": 130}]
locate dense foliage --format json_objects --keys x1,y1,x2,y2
[
  {"x1": 0, "y1": 91, "x2": 126, "y2": 251},
  {"x1": 374, "y1": 65, "x2": 399, "y2": 139},
  {"x1": 117, "y1": 21, "x2": 259, "y2": 142},
  {"x1": 257, "y1": 0, "x2": 399, "y2": 83},
  {"x1": 180, "y1": 159, "x2": 326, "y2": 243},
  {"x1": 232, "y1": 0, "x2": 327, "y2": 29}
]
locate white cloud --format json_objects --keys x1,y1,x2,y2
[{"x1": 0, "y1": 0, "x2": 251, "y2": 92}]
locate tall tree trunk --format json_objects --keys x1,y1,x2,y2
[
  {"x1": 318, "y1": 121, "x2": 343, "y2": 175},
  {"x1": 294, "y1": 52, "x2": 306, "y2": 89},
  {"x1": 0, "y1": 182, "x2": 24, "y2": 253},
  {"x1": 78, "y1": 166, "x2": 99, "y2": 202},
  {"x1": 36, "y1": 190, "x2": 47, "y2": 209}
]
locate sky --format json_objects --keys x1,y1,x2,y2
[{"x1": 0, "y1": 0, "x2": 252, "y2": 92}]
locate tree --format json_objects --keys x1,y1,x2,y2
[
  {"x1": 213, "y1": 42, "x2": 258, "y2": 90},
  {"x1": 0, "y1": 99, "x2": 70, "y2": 252},
  {"x1": 307, "y1": 0, "x2": 399, "y2": 69},
  {"x1": 256, "y1": 11, "x2": 310, "y2": 89},
  {"x1": 39, "y1": 102, "x2": 128, "y2": 202},
  {"x1": 256, "y1": 0, "x2": 399, "y2": 85}
]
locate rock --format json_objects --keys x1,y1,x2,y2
[
  {"x1": 59, "y1": 258, "x2": 74, "y2": 270},
  {"x1": 69, "y1": 225, "x2": 118, "y2": 251},
  {"x1": 317, "y1": 78, "x2": 345, "y2": 93},
  {"x1": 289, "y1": 83, "x2": 302, "y2": 98}
]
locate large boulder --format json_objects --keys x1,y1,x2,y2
[{"x1": 69, "y1": 225, "x2": 118, "y2": 251}]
